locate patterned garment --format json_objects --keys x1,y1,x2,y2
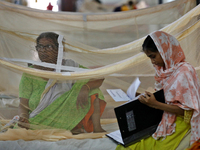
[{"x1": 150, "y1": 31, "x2": 200, "y2": 144}]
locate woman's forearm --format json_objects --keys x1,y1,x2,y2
[
  {"x1": 18, "y1": 98, "x2": 29, "y2": 118},
  {"x1": 154, "y1": 102, "x2": 184, "y2": 116},
  {"x1": 76, "y1": 79, "x2": 104, "y2": 109},
  {"x1": 84, "y1": 79, "x2": 104, "y2": 90}
]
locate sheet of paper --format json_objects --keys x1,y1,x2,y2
[
  {"x1": 106, "y1": 89, "x2": 131, "y2": 102},
  {"x1": 106, "y1": 130, "x2": 124, "y2": 145},
  {"x1": 119, "y1": 95, "x2": 141, "y2": 106},
  {"x1": 126, "y1": 77, "x2": 141, "y2": 100}
]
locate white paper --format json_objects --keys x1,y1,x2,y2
[
  {"x1": 107, "y1": 77, "x2": 141, "y2": 102},
  {"x1": 106, "y1": 89, "x2": 131, "y2": 102},
  {"x1": 106, "y1": 130, "x2": 124, "y2": 144},
  {"x1": 127, "y1": 77, "x2": 141, "y2": 99}
]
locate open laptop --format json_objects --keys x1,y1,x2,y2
[{"x1": 106, "y1": 89, "x2": 165, "y2": 147}]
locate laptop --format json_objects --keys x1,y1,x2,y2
[{"x1": 106, "y1": 89, "x2": 165, "y2": 147}]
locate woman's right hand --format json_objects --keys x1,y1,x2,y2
[
  {"x1": 138, "y1": 91, "x2": 159, "y2": 108},
  {"x1": 18, "y1": 98, "x2": 30, "y2": 129},
  {"x1": 18, "y1": 116, "x2": 30, "y2": 129}
]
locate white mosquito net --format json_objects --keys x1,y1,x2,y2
[{"x1": 0, "y1": 0, "x2": 198, "y2": 141}]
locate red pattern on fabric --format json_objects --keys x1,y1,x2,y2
[{"x1": 74, "y1": 94, "x2": 106, "y2": 133}]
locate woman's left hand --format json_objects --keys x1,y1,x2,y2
[
  {"x1": 138, "y1": 91, "x2": 159, "y2": 108},
  {"x1": 76, "y1": 85, "x2": 90, "y2": 109}
]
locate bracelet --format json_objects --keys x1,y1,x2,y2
[
  {"x1": 84, "y1": 84, "x2": 90, "y2": 91},
  {"x1": 20, "y1": 103, "x2": 31, "y2": 110}
]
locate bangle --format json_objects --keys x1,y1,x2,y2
[
  {"x1": 84, "y1": 84, "x2": 90, "y2": 91},
  {"x1": 20, "y1": 103, "x2": 31, "y2": 110}
]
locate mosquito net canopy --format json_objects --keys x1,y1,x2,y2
[{"x1": 0, "y1": 0, "x2": 198, "y2": 141}]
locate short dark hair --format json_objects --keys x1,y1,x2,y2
[
  {"x1": 36, "y1": 32, "x2": 59, "y2": 46},
  {"x1": 142, "y1": 35, "x2": 158, "y2": 52}
]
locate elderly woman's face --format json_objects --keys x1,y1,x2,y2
[{"x1": 36, "y1": 38, "x2": 58, "y2": 64}]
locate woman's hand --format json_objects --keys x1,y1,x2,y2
[
  {"x1": 18, "y1": 115, "x2": 30, "y2": 129},
  {"x1": 76, "y1": 85, "x2": 90, "y2": 109},
  {"x1": 139, "y1": 91, "x2": 184, "y2": 115},
  {"x1": 18, "y1": 98, "x2": 30, "y2": 129},
  {"x1": 138, "y1": 91, "x2": 159, "y2": 108}
]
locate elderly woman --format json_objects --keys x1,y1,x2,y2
[{"x1": 18, "y1": 32, "x2": 106, "y2": 134}]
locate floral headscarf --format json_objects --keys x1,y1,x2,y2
[{"x1": 150, "y1": 31, "x2": 200, "y2": 144}]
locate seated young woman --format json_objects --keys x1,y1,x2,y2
[
  {"x1": 18, "y1": 32, "x2": 106, "y2": 134},
  {"x1": 116, "y1": 31, "x2": 200, "y2": 150}
]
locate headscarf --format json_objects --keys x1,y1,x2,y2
[{"x1": 149, "y1": 31, "x2": 200, "y2": 144}]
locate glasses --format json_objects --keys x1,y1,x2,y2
[{"x1": 35, "y1": 44, "x2": 57, "y2": 51}]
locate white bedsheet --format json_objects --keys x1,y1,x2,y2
[{"x1": 0, "y1": 138, "x2": 117, "y2": 150}]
